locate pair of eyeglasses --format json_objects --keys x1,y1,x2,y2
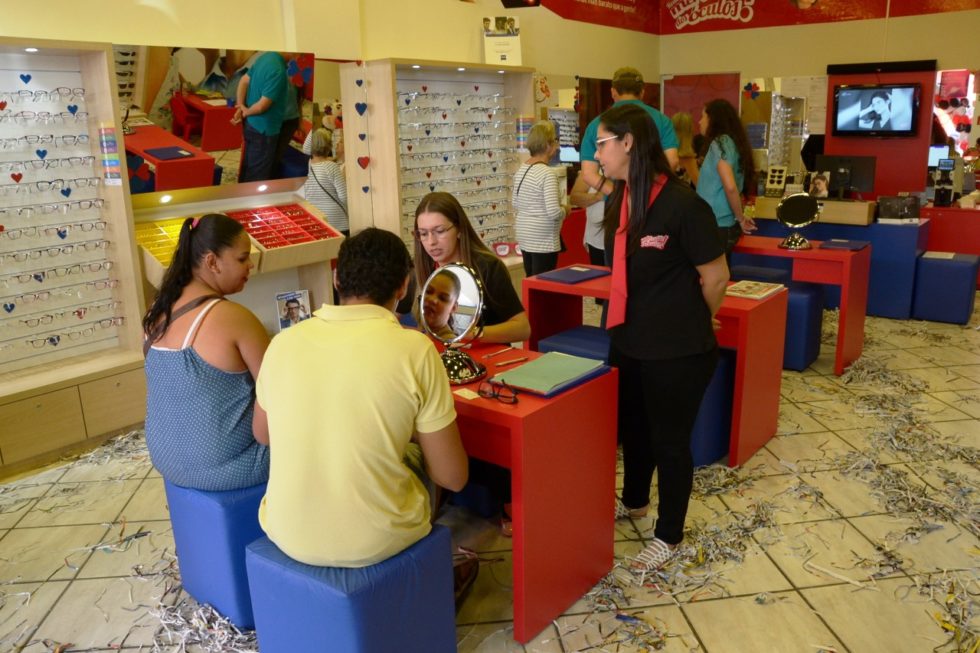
[
  {"x1": 478, "y1": 380, "x2": 519, "y2": 404},
  {"x1": 594, "y1": 134, "x2": 620, "y2": 150},
  {"x1": 27, "y1": 335, "x2": 61, "y2": 348},
  {"x1": 2, "y1": 225, "x2": 67, "y2": 240},
  {"x1": 414, "y1": 224, "x2": 456, "y2": 240}
]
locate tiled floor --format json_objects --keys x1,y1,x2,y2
[{"x1": 1, "y1": 306, "x2": 978, "y2": 652}]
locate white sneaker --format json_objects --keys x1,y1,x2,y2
[
  {"x1": 615, "y1": 497, "x2": 649, "y2": 520},
  {"x1": 631, "y1": 538, "x2": 675, "y2": 572}
]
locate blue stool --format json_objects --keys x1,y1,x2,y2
[
  {"x1": 246, "y1": 525, "x2": 456, "y2": 653},
  {"x1": 690, "y1": 349, "x2": 736, "y2": 466},
  {"x1": 538, "y1": 325, "x2": 610, "y2": 363},
  {"x1": 912, "y1": 253, "x2": 980, "y2": 324},
  {"x1": 783, "y1": 283, "x2": 823, "y2": 371},
  {"x1": 163, "y1": 481, "x2": 266, "y2": 628}
]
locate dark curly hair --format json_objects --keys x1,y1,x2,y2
[{"x1": 336, "y1": 228, "x2": 412, "y2": 305}]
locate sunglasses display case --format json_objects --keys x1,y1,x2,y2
[{"x1": 0, "y1": 37, "x2": 148, "y2": 474}]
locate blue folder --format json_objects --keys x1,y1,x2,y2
[
  {"x1": 536, "y1": 266, "x2": 611, "y2": 284},
  {"x1": 145, "y1": 146, "x2": 194, "y2": 160}
]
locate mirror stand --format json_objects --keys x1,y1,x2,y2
[
  {"x1": 778, "y1": 230, "x2": 813, "y2": 250},
  {"x1": 440, "y1": 347, "x2": 488, "y2": 385}
]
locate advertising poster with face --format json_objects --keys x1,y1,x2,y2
[{"x1": 276, "y1": 289, "x2": 311, "y2": 331}]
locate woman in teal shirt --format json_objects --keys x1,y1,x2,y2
[{"x1": 696, "y1": 99, "x2": 757, "y2": 263}]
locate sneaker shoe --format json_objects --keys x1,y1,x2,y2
[
  {"x1": 631, "y1": 538, "x2": 675, "y2": 572},
  {"x1": 615, "y1": 497, "x2": 649, "y2": 520},
  {"x1": 453, "y1": 557, "x2": 479, "y2": 613}
]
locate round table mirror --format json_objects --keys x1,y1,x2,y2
[
  {"x1": 419, "y1": 263, "x2": 487, "y2": 385},
  {"x1": 776, "y1": 192, "x2": 821, "y2": 250}
]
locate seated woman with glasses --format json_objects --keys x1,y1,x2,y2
[
  {"x1": 403, "y1": 191, "x2": 530, "y2": 345},
  {"x1": 142, "y1": 213, "x2": 270, "y2": 491}
]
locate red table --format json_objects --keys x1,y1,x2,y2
[
  {"x1": 183, "y1": 93, "x2": 243, "y2": 151},
  {"x1": 522, "y1": 266, "x2": 787, "y2": 466},
  {"x1": 735, "y1": 235, "x2": 870, "y2": 376},
  {"x1": 124, "y1": 125, "x2": 215, "y2": 191},
  {"x1": 453, "y1": 344, "x2": 618, "y2": 643}
]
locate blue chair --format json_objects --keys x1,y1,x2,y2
[
  {"x1": 690, "y1": 349, "x2": 736, "y2": 466},
  {"x1": 163, "y1": 481, "x2": 266, "y2": 628},
  {"x1": 246, "y1": 525, "x2": 456, "y2": 653},
  {"x1": 913, "y1": 253, "x2": 980, "y2": 324},
  {"x1": 537, "y1": 324, "x2": 610, "y2": 363}
]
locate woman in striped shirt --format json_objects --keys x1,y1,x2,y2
[
  {"x1": 512, "y1": 120, "x2": 569, "y2": 276},
  {"x1": 302, "y1": 128, "x2": 349, "y2": 235}
]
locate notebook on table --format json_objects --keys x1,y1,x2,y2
[
  {"x1": 492, "y1": 351, "x2": 609, "y2": 397},
  {"x1": 145, "y1": 146, "x2": 194, "y2": 160},
  {"x1": 536, "y1": 266, "x2": 611, "y2": 284}
]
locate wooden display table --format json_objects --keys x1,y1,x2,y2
[
  {"x1": 734, "y1": 235, "x2": 869, "y2": 375},
  {"x1": 453, "y1": 343, "x2": 618, "y2": 643},
  {"x1": 754, "y1": 196, "x2": 876, "y2": 225},
  {"x1": 522, "y1": 266, "x2": 786, "y2": 466}
]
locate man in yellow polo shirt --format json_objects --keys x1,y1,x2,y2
[{"x1": 254, "y1": 228, "x2": 468, "y2": 568}]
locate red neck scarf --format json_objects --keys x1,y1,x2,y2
[{"x1": 606, "y1": 174, "x2": 667, "y2": 329}]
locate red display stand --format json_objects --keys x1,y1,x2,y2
[
  {"x1": 522, "y1": 265, "x2": 787, "y2": 466},
  {"x1": 452, "y1": 343, "x2": 618, "y2": 643},
  {"x1": 183, "y1": 93, "x2": 244, "y2": 152},
  {"x1": 124, "y1": 125, "x2": 215, "y2": 191},
  {"x1": 922, "y1": 206, "x2": 980, "y2": 288},
  {"x1": 734, "y1": 235, "x2": 870, "y2": 375}
]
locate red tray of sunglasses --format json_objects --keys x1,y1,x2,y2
[{"x1": 233, "y1": 202, "x2": 344, "y2": 273}]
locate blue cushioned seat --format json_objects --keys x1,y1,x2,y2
[
  {"x1": 246, "y1": 525, "x2": 456, "y2": 653},
  {"x1": 537, "y1": 324, "x2": 610, "y2": 363},
  {"x1": 912, "y1": 253, "x2": 980, "y2": 325},
  {"x1": 783, "y1": 283, "x2": 823, "y2": 371},
  {"x1": 163, "y1": 481, "x2": 266, "y2": 628},
  {"x1": 690, "y1": 348, "x2": 735, "y2": 466}
]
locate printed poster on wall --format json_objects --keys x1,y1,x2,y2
[{"x1": 482, "y1": 16, "x2": 522, "y2": 66}]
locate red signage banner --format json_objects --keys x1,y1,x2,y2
[{"x1": 544, "y1": 0, "x2": 979, "y2": 35}]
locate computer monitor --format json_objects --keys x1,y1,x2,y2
[
  {"x1": 815, "y1": 154, "x2": 877, "y2": 200},
  {"x1": 558, "y1": 146, "x2": 580, "y2": 163},
  {"x1": 928, "y1": 144, "x2": 949, "y2": 168}
]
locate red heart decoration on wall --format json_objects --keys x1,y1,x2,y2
[
  {"x1": 425, "y1": 171, "x2": 432, "y2": 178},
  {"x1": 0, "y1": 100, "x2": 6, "y2": 110},
  {"x1": 442, "y1": 113, "x2": 447, "y2": 120},
  {"x1": 10, "y1": 172, "x2": 22, "y2": 183},
  {"x1": 460, "y1": 140, "x2": 465, "y2": 147},
  {"x1": 422, "y1": 85, "x2": 428, "y2": 92},
  {"x1": 487, "y1": 152, "x2": 493, "y2": 158},
  {"x1": 491, "y1": 204, "x2": 497, "y2": 210},
  {"x1": 488, "y1": 113, "x2": 493, "y2": 119},
  {"x1": 357, "y1": 156, "x2": 370, "y2": 169},
  {"x1": 474, "y1": 85, "x2": 479, "y2": 91},
  {"x1": 476, "y1": 179, "x2": 482, "y2": 186},
  {"x1": 407, "y1": 144, "x2": 413, "y2": 151},
  {"x1": 0, "y1": 225, "x2": 4, "y2": 232}
]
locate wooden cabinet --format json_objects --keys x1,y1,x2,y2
[
  {"x1": 78, "y1": 368, "x2": 147, "y2": 438},
  {"x1": 0, "y1": 37, "x2": 146, "y2": 476}
]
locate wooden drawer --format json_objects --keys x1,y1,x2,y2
[
  {"x1": 0, "y1": 388, "x2": 87, "y2": 465},
  {"x1": 79, "y1": 368, "x2": 147, "y2": 437}
]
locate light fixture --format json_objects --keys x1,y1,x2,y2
[
  {"x1": 497, "y1": 70, "x2": 505, "y2": 74},
  {"x1": 24, "y1": 47, "x2": 38, "y2": 53},
  {"x1": 457, "y1": 67, "x2": 466, "y2": 72},
  {"x1": 411, "y1": 65, "x2": 421, "y2": 69},
  {"x1": 257, "y1": 184, "x2": 268, "y2": 192},
  {"x1": 160, "y1": 194, "x2": 172, "y2": 204}
]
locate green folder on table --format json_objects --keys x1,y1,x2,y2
[{"x1": 492, "y1": 351, "x2": 608, "y2": 397}]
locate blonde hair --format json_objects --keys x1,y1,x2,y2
[
  {"x1": 527, "y1": 120, "x2": 556, "y2": 156},
  {"x1": 310, "y1": 127, "x2": 334, "y2": 158},
  {"x1": 672, "y1": 112, "x2": 695, "y2": 158}
]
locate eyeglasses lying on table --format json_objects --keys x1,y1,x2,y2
[{"x1": 477, "y1": 380, "x2": 519, "y2": 404}]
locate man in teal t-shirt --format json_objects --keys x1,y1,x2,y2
[
  {"x1": 579, "y1": 67, "x2": 679, "y2": 201},
  {"x1": 233, "y1": 51, "x2": 288, "y2": 182}
]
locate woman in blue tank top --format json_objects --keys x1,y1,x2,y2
[{"x1": 142, "y1": 214, "x2": 270, "y2": 490}]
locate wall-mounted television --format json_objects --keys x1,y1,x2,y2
[{"x1": 832, "y1": 83, "x2": 921, "y2": 137}]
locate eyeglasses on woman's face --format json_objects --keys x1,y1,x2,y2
[
  {"x1": 595, "y1": 134, "x2": 620, "y2": 151},
  {"x1": 414, "y1": 224, "x2": 456, "y2": 241}
]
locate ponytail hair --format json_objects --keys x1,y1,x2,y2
[{"x1": 142, "y1": 213, "x2": 245, "y2": 344}]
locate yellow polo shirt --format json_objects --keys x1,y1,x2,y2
[{"x1": 256, "y1": 303, "x2": 456, "y2": 567}]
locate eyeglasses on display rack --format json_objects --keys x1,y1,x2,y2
[{"x1": 0, "y1": 88, "x2": 85, "y2": 103}]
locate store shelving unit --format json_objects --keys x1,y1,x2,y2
[
  {"x1": 339, "y1": 59, "x2": 534, "y2": 249},
  {"x1": 0, "y1": 37, "x2": 146, "y2": 475}
]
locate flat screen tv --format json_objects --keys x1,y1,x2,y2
[{"x1": 832, "y1": 83, "x2": 921, "y2": 137}]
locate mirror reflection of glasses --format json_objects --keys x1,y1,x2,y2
[
  {"x1": 414, "y1": 224, "x2": 456, "y2": 240},
  {"x1": 478, "y1": 380, "x2": 519, "y2": 404}
]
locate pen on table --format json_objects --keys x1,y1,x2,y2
[
  {"x1": 484, "y1": 346, "x2": 515, "y2": 359},
  {"x1": 495, "y1": 357, "x2": 527, "y2": 367}
]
